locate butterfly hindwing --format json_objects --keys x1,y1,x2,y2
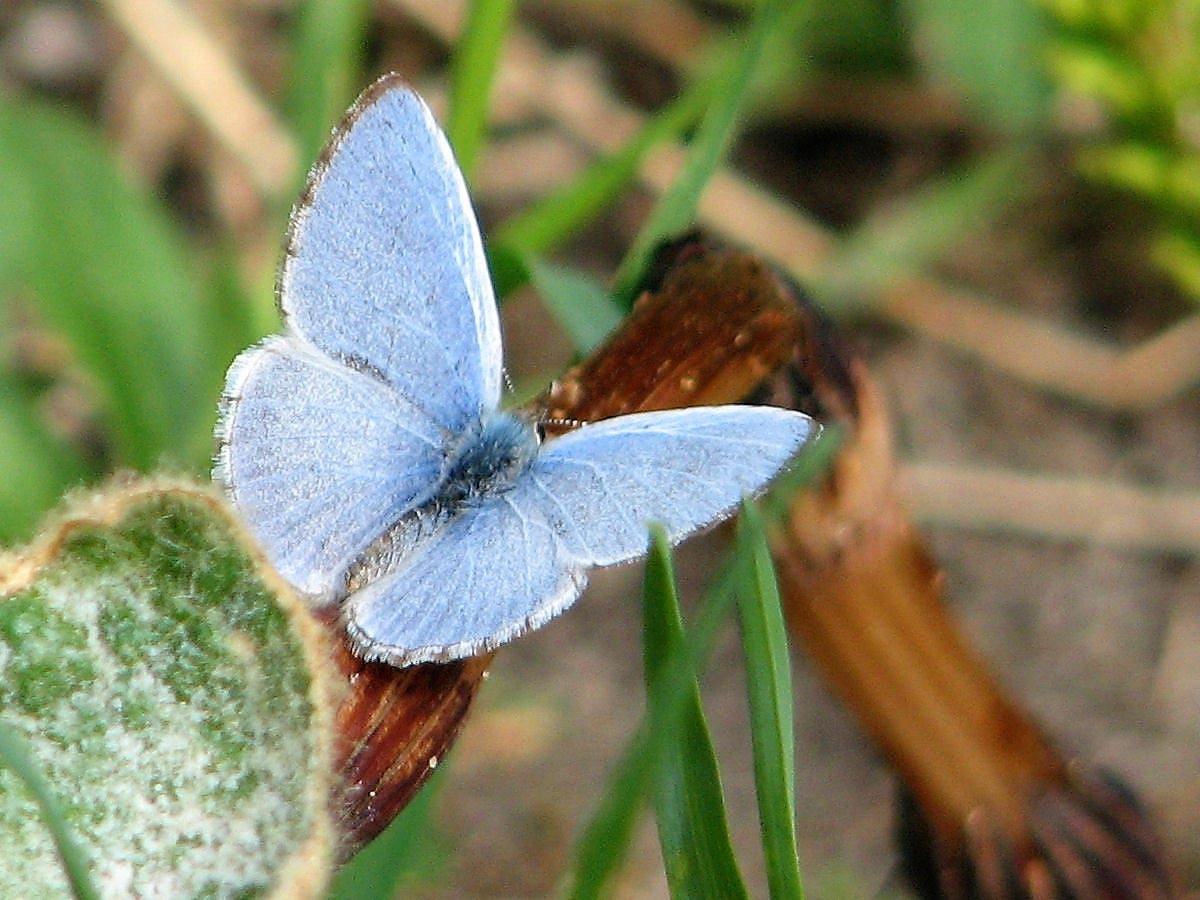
[
  {"x1": 216, "y1": 335, "x2": 446, "y2": 597},
  {"x1": 343, "y1": 481, "x2": 588, "y2": 665}
]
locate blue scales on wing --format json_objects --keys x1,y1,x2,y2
[
  {"x1": 216, "y1": 336, "x2": 445, "y2": 598},
  {"x1": 278, "y1": 76, "x2": 502, "y2": 433}
]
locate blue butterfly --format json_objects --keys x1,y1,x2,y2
[{"x1": 215, "y1": 74, "x2": 816, "y2": 667}]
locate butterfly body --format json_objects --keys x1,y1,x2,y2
[
  {"x1": 216, "y1": 74, "x2": 817, "y2": 667},
  {"x1": 438, "y1": 411, "x2": 540, "y2": 506}
]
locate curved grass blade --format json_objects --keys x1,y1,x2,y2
[
  {"x1": 0, "y1": 721, "x2": 99, "y2": 900},
  {"x1": 813, "y1": 151, "x2": 1027, "y2": 312},
  {"x1": 329, "y1": 767, "x2": 446, "y2": 899},
  {"x1": 286, "y1": 0, "x2": 372, "y2": 167},
  {"x1": 0, "y1": 97, "x2": 219, "y2": 470},
  {"x1": 493, "y1": 81, "x2": 710, "y2": 275},
  {"x1": 447, "y1": 0, "x2": 517, "y2": 180},
  {"x1": 611, "y1": 0, "x2": 792, "y2": 305},
  {"x1": 735, "y1": 500, "x2": 805, "y2": 899},
  {"x1": 567, "y1": 438, "x2": 833, "y2": 896},
  {"x1": 643, "y1": 528, "x2": 749, "y2": 899},
  {"x1": 565, "y1": 725, "x2": 655, "y2": 900},
  {"x1": 0, "y1": 375, "x2": 89, "y2": 541},
  {"x1": 524, "y1": 257, "x2": 625, "y2": 354},
  {"x1": 567, "y1": 547, "x2": 744, "y2": 899}
]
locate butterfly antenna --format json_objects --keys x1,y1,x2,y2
[{"x1": 538, "y1": 414, "x2": 586, "y2": 435}]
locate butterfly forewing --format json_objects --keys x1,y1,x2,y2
[
  {"x1": 529, "y1": 405, "x2": 815, "y2": 566},
  {"x1": 280, "y1": 75, "x2": 503, "y2": 433}
]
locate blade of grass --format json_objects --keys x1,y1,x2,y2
[
  {"x1": 446, "y1": 0, "x2": 517, "y2": 180},
  {"x1": 643, "y1": 527, "x2": 749, "y2": 899},
  {"x1": 813, "y1": 151, "x2": 1027, "y2": 312},
  {"x1": 735, "y1": 500, "x2": 805, "y2": 899},
  {"x1": 904, "y1": 0, "x2": 1053, "y2": 133},
  {"x1": 567, "y1": 437, "x2": 833, "y2": 896},
  {"x1": 286, "y1": 0, "x2": 372, "y2": 168},
  {"x1": 759, "y1": 424, "x2": 843, "y2": 523},
  {"x1": 0, "y1": 377, "x2": 90, "y2": 541},
  {"x1": 565, "y1": 725, "x2": 656, "y2": 900},
  {"x1": 329, "y1": 766, "x2": 447, "y2": 899},
  {"x1": 524, "y1": 257, "x2": 624, "y2": 354},
  {"x1": 493, "y1": 81, "x2": 711, "y2": 272},
  {"x1": 567, "y1": 545, "x2": 744, "y2": 899},
  {"x1": 0, "y1": 97, "x2": 219, "y2": 470},
  {"x1": 611, "y1": 0, "x2": 792, "y2": 305},
  {"x1": 0, "y1": 721, "x2": 99, "y2": 900}
]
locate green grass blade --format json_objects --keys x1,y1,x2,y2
[
  {"x1": 447, "y1": 0, "x2": 517, "y2": 179},
  {"x1": 0, "y1": 97, "x2": 220, "y2": 470},
  {"x1": 611, "y1": 0, "x2": 792, "y2": 305},
  {"x1": 286, "y1": 0, "x2": 373, "y2": 168},
  {"x1": 565, "y1": 725, "x2": 655, "y2": 900},
  {"x1": 643, "y1": 528, "x2": 749, "y2": 899},
  {"x1": 567, "y1": 543, "x2": 744, "y2": 898},
  {"x1": 758, "y1": 424, "x2": 843, "y2": 524},
  {"x1": 493, "y1": 82, "x2": 710, "y2": 268},
  {"x1": 524, "y1": 257, "x2": 624, "y2": 354},
  {"x1": 904, "y1": 0, "x2": 1052, "y2": 133},
  {"x1": 0, "y1": 721, "x2": 99, "y2": 900},
  {"x1": 0, "y1": 376, "x2": 90, "y2": 541},
  {"x1": 735, "y1": 501, "x2": 805, "y2": 900},
  {"x1": 568, "y1": 436, "x2": 833, "y2": 896}
]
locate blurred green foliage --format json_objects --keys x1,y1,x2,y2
[{"x1": 1040, "y1": 0, "x2": 1200, "y2": 301}]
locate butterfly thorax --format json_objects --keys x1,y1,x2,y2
[
  {"x1": 345, "y1": 412, "x2": 539, "y2": 593},
  {"x1": 439, "y1": 411, "x2": 539, "y2": 504}
]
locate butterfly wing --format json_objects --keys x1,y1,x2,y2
[
  {"x1": 344, "y1": 405, "x2": 815, "y2": 664},
  {"x1": 216, "y1": 335, "x2": 446, "y2": 598},
  {"x1": 279, "y1": 75, "x2": 502, "y2": 432},
  {"x1": 218, "y1": 77, "x2": 503, "y2": 598},
  {"x1": 343, "y1": 482, "x2": 587, "y2": 665},
  {"x1": 529, "y1": 405, "x2": 816, "y2": 566}
]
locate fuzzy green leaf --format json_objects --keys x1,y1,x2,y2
[{"x1": 0, "y1": 479, "x2": 334, "y2": 898}]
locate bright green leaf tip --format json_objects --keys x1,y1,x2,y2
[{"x1": 0, "y1": 477, "x2": 335, "y2": 898}]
